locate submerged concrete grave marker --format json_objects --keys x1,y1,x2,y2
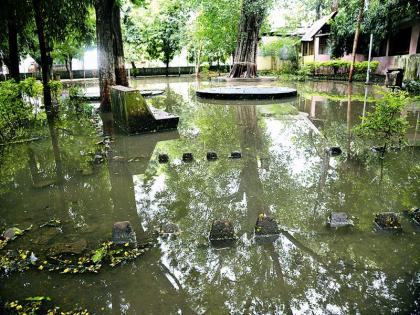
[
  {"x1": 374, "y1": 212, "x2": 402, "y2": 232},
  {"x1": 111, "y1": 85, "x2": 179, "y2": 134},
  {"x1": 209, "y1": 219, "x2": 236, "y2": 247},
  {"x1": 255, "y1": 213, "x2": 280, "y2": 236},
  {"x1": 112, "y1": 221, "x2": 137, "y2": 245},
  {"x1": 206, "y1": 152, "x2": 218, "y2": 161},
  {"x1": 182, "y1": 153, "x2": 193, "y2": 162},
  {"x1": 328, "y1": 212, "x2": 354, "y2": 228},
  {"x1": 158, "y1": 154, "x2": 169, "y2": 163}
]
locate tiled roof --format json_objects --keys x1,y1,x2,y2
[{"x1": 301, "y1": 11, "x2": 337, "y2": 42}]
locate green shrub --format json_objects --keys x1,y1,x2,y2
[
  {"x1": 0, "y1": 80, "x2": 34, "y2": 143},
  {"x1": 19, "y1": 77, "x2": 43, "y2": 99},
  {"x1": 48, "y1": 80, "x2": 63, "y2": 103},
  {"x1": 403, "y1": 80, "x2": 420, "y2": 95},
  {"x1": 353, "y1": 91, "x2": 409, "y2": 155},
  {"x1": 300, "y1": 60, "x2": 379, "y2": 79},
  {"x1": 200, "y1": 64, "x2": 210, "y2": 77}
]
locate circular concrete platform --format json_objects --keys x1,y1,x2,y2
[
  {"x1": 212, "y1": 76, "x2": 277, "y2": 83},
  {"x1": 196, "y1": 86, "x2": 297, "y2": 100}
]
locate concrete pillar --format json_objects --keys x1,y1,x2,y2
[
  {"x1": 409, "y1": 23, "x2": 420, "y2": 55},
  {"x1": 314, "y1": 37, "x2": 320, "y2": 61}
]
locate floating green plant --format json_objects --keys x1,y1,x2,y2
[{"x1": 4, "y1": 296, "x2": 89, "y2": 315}]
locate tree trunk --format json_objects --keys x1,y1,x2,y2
[
  {"x1": 165, "y1": 60, "x2": 169, "y2": 77},
  {"x1": 95, "y1": 0, "x2": 116, "y2": 111},
  {"x1": 112, "y1": 3, "x2": 128, "y2": 86},
  {"x1": 69, "y1": 57, "x2": 73, "y2": 80},
  {"x1": 331, "y1": 0, "x2": 339, "y2": 12},
  {"x1": 7, "y1": 7, "x2": 20, "y2": 82},
  {"x1": 315, "y1": 0, "x2": 322, "y2": 20},
  {"x1": 32, "y1": 0, "x2": 53, "y2": 115},
  {"x1": 229, "y1": 0, "x2": 267, "y2": 78},
  {"x1": 348, "y1": 0, "x2": 365, "y2": 82},
  {"x1": 64, "y1": 58, "x2": 73, "y2": 80},
  {"x1": 195, "y1": 46, "x2": 201, "y2": 77},
  {"x1": 131, "y1": 61, "x2": 136, "y2": 69}
]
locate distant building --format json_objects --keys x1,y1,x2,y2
[
  {"x1": 300, "y1": 11, "x2": 420, "y2": 79},
  {"x1": 301, "y1": 11, "x2": 338, "y2": 63},
  {"x1": 372, "y1": 18, "x2": 420, "y2": 77}
]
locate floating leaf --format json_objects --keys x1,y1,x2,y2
[
  {"x1": 91, "y1": 247, "x2": 106, "y2": 263},
  {"x1": 25, "y1": 296, "x2": 51, "y2": 301}
]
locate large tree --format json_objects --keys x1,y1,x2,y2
[
  {"x1": 144, "y1": 1, "x2": 187, "y2": 76},
  {"x1": 229, "y1": 0, "x2": 270, "y2": 78},
  {"x1": 0, "y1": 0, "x2": 33, "y2": 82},
  {"x1": 31, "y1": 0, "x2": 91, "y2": 115},
  {"x1": 95, "y1": 0, "x2": 132, "y2": 111},
  {"x1": 187, "y1": 0, "x2": 240, "y2": 76},
  {"x1": 53, "y1": 15, "x2": 95, "y2": 80}
]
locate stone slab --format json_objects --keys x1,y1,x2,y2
[
  {"x1": 196, "y1": 86, "x2": 297, "y2": 100},
  {"x1": 112, "y1": 221, "x2": 137, "y2": 245},
  {"x1": 328, "y1": 212, "x2": 353, "y2": 228},
  {"x1": 111, "y1": 85, "x2": 178, "y2": 134}
]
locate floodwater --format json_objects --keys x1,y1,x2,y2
[{"x1": 1, "y1": 77, "x2": 419, "y2": 314}]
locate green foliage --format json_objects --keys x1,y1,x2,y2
[
  {"x1": 64, "y1": 86, "x2": 92, "y2": 117},
  {"x1": 0, "y1": 79, "x2": 35, "y2": 143},
  {"x1": 403, "y1": 79, "x2": 420, "y2": 95},
  {"x1": 187, "y1": 0, "x2": 241, "y2": 71},
  {"x1": 330, "y1": 0, "x2": 418, "y2": 57},
  {"x1": 48, "y1": 80, "x2": 63, "y2": 103},
  {"x1": 19, "y1": 77, "x2": 43, "y2": 99},
  {"x1": 144, "y1": 1, "x2": 187, "y2": 68},
  {"x1": 353, "y1": 91, "x2": 410, "y2": 152},
  {"x1": 4, "y1": 296, "x2": 89, "y2": 315},
  {"x1": 300, "y1": 60, "x2": 379, "y2": 79}
]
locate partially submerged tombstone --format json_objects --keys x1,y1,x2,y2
[
  {"x1": 255, "y1": 214, "x2": 280, "y2": 243},
  {"x1": 206, "y1": 152, "x2": 218, "y2": 161},
  {"x1": 182, "y1": 153, "x2": 194, "y2": 162},
  {"x1": 48, "y1": 239, "x2": 88, "y2": 256},
  {"x1": 2, "y1": 228, "x2": 19, "y2": 240},
  {"x1": 112, "y1": 221, "x2": 137, "y2": 245},
  {"x1": 328, "y1": 212, "x2": 354, "y2": 229},
  {"x1": 255, "y1": 214, "x2": 280, "y2": 235},
  {"x1": 374, "y1": 212, "x2": 402, "y2": 232},
  {"x1": 406, "y1": 207, "x2": 420, "y2": 226},
  {"x1": 326, "y1": 147, "x2": 342, "y2": 157},
  {"x1": 209, "y1": 219, "x2": 236, "y2": 247},
  {"x1": 158, "y1": 153, "x2": 169, "y2": 163},
  {"x1": 110, "y1": 85, "x2": 179, "y2": 134},
  {"x1": 229, "y1": 151, "x2": 242, "y2": 159},
  {"x1": 156, "y1": 222, "x2": 181, "y2": 238}
]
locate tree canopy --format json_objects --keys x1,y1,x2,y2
[{"x1": 330, "y1": 0, "x2": 419, "y2": 57}]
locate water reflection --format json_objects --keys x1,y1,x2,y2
[{"x1": 0, "y1": 78, "x2": 419, "y2": 314}]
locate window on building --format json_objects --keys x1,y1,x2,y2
[
  {"x1": 303, "y1": 42, "x2": 314, "y2": 56},
  {"x1": 389, "y1": 27, "x2": 412, "y2": 56},
  {"x1": 318, "y1": 36, "x2": 328, "y2": 55}
]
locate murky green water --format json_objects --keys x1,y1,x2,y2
[{"x1": 1, "y1": 78, "x2": 419, "y2": 314}]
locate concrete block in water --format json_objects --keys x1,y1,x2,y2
[
  {"x1": 374, "y1": 212, "x2": 402, "y2": 231},
  {"x1": 112, "y1": 221, "x2": 137, "y2": 244},
  {"x1": 182, "y1": 153, "x2": 193, "y2": 162},
  {"x1": 229, "y1": 151, "x2": 242, "y2": 159},
  {"x1": 255, "y1": 214, "x2": 280, "y2": 236},
  {"x1": 328, "y1": 212, "x2": 353, "y2": 228},
  {"x1": 326, "y1": 147, "x2": 342, "y2": 156},
  {"x1": 209, "y1": 220, "x2": 236, "y2": 245},
  {"x1": 206, "y1": 152, "x2": 218, "y2": 161},
  {"x1": 158, "y1": 154, "x2": 169, "y2": 163},
  {"x1": 111, "y1": 85, "x2": 179, "y2": 134}
]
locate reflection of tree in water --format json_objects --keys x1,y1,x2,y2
[{"x1": 235, "y1": 105, "x2": 267, "y2": 231}]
